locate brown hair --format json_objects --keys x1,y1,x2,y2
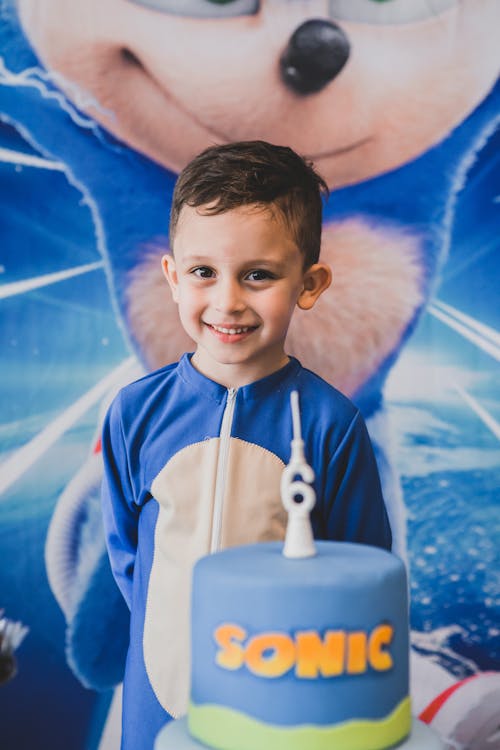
[{"x1": 169, "y1": 140, "x2": 328, "y2": 268}]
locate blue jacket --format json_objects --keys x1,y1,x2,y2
[{"x1": 101, "y1": 354, "x2": 391, "y2": 749}]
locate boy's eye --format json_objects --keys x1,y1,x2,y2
[
  {"x1": 245, "y1": 270, "x2": 273, "y2": 282},
  {"x1": 192, "y1": 266, "x2": 215, "y2": 278}
]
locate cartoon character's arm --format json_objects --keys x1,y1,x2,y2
[{"x1": 45, "y1": 443, "x2": 130, "y2": 689}]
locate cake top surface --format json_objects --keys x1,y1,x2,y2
[{"x1": 194, "y1": 541, "x2": 404, "y2": 589}]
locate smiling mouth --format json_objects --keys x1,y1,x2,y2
[
  {"x1": 208, "y1": 324, "x2": 258, "y2": 335},
  {"x1": 307, "y1": 136, "x2": 373, "y2": 160},
  {"x1": 122, "y1": 48, "x2": 372, "y2": 162}
]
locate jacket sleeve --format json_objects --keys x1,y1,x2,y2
[
  {"x1": 321, "y1": 411, "x2": 392, "y2": 551},
  {"x1": 101, "y1": 394, "x2": 140, "y2": 610}
]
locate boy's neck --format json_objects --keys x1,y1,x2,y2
[{"x1": 190, "y1": 351, "x2": 291, "y2": 389}]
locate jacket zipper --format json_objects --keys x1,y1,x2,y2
[{"x1": 210, "y1": 387, "x2": 237, "y2": 553}]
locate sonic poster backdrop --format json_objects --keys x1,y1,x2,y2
[{"x1": 0, "y1": 1, "x2": 499, "y2": 748}]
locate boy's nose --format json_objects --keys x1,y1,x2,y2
[{"x1": 214, "y1": 279, "x2": 246, "y2": 314}]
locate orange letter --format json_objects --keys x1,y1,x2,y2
[
  {"x1": 368, "y1": 625, "x2": 394, "y2": 671},
  {"x1": 295, "y1": 630, "x2": 346, "y2": 678},
  {"x1": 346, "y1": 632, "x2": 367, "y2": 674},
  {"x1": 214, "y1": 623, "x2": 247, "y2": 671},
  {"x1": 245, "y1": 633, "x2": 295, "y2": 678}
]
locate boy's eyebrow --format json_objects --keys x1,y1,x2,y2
[
  {"x1": 245, "y1": 258, "x2": 286, "y2": 268},
  {"x1": 180, "y1": 254, "x2": 212, "y2": 265}
]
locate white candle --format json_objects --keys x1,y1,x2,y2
[{"x1": 281, "y1": 391, "x2": 317, "y2": 559}]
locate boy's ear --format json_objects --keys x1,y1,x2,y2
[
  {"x1": 162, "y1": 254, "x2": 179, "y2": 303},
  {"x1": 297, "y1": 263, "x2": 332, "y2": 310}
]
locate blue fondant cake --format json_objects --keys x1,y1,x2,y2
[{"x1": 156, "y1": 540, "x2": 444, "y2": 750}]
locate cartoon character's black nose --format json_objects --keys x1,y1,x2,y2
[{"x1": 280, "y1": 19, "x2": 350, "y2": 95}]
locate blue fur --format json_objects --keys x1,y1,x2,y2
[{"x1": 67, "y1": 532, "x2": 130, "y2": 689}]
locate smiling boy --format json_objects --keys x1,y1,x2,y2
[
  {"x1": 163, "y1": 196, "x2": 330, "y2": 388},
  {"x1": 101, "y1": 141, "x2": 391, "y2": 750}
]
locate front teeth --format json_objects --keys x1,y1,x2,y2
[{"x1": 212, "y1": 325, "x2": 251, "y2": 335}]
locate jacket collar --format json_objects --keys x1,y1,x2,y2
[{"x1": 177, "y1": 353, "x2": 302, "y2": 403}]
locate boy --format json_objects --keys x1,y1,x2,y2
[{"x1": 101, "y1": 140, "x2": 391, "y2": 750}]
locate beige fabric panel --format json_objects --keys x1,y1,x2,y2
[
  {"x1": 145, "y1": 439, "x2": 219, "y2": 717},
  {"x1": 143, "y1": 437, "x2": 285, "y2": 717},
  {"x1": 220, "y1": 438, "x2": 286, "y2": 548}
]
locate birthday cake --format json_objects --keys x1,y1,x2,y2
[{"x1": 156, "y1": 393, "x2": 444, "y2": 750}]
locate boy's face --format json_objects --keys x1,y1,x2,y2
[{"x1": 163, "y1": 204, "x2": 330, "y2": 387}]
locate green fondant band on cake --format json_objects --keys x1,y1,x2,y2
[{"x1": 189, "y1": 696, "x2": 412, "y2": 750}]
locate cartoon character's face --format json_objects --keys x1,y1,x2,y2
[
  {"x1": 18, "y1": 0, "x2": 499, "y2": 188},
  {"x1": 162, "y1": 203, "x2": 330, "y2": 387}
]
